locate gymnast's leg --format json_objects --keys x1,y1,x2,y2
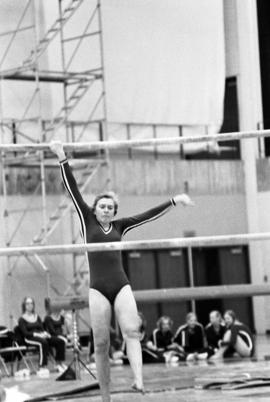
[
  {"x1": 89, "y1": 288, "x2": 112, "y2": 402},
  {"x1": 114, "y1": 285, "x2": 144, "y2": 391}
]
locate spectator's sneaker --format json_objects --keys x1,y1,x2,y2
[
  {"x1": 186, "y1": 353, "x2": 195, "y2": 361},
  {"x1": 55, "y1": 365, "x2": 65, "y2": 374},
  {"x1": 197, "y1": 352, "x2": 208, "y2": 360},
  {"x1": 36, "y1": 367, "x2": 50, "y2": 378},
  {"x1": 169, "y1": 355, "x2": 180, "y2": 363}
]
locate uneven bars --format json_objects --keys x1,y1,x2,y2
[
  {"x1": 0, "y1": 128, "x2": 270, "y2": 152},
  {"x1": 1, "y1": 232, "x2": 270, "y2": 257},
  {"x1": 49, "y1": 284, "x2": 270, "y2": 310}
]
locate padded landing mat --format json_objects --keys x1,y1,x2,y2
[
  {"x1": 18, "y1": 378, "x2": 99, "y2": 401},
  {"x1": 195, "y1": 374, "x2": 270, "y2": 390}
]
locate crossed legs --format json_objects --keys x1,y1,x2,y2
[{"x1": 210, "y1": 329, "x2": 252, "y2": 359}]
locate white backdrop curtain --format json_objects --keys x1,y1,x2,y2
[{"x1": 102, "y1": 0, "x2": 225, "y2": 126}]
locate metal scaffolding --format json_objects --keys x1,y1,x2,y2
[{"x1": 0, "y1": 0, "x2": 109, "y2": 325}]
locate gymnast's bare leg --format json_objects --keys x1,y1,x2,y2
[
  {"x1": 89, "y1": 288, "x2": 112, "y2": 402},
  {"x1": 114, "y1": 285, "x2": 144, "y2": 391}
]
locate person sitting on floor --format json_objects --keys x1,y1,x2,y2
[
  {"x1": 173, "y1": 312, "x2": 208, "y2": 361},
  {"x1": 205, "y1": 310, "x2": 226, "y2": 358},
  {"x1": 147, "y1": 316, "x2": 185, "y2": 363},
  {"x1": 18, "y1": 296, "x2": 66, "y2": 375},
  {"x1": 210, "y1": 309, "x2": 254, "y2": 360}
]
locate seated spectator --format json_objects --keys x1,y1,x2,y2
[
  {"x1": 173, "y1": 312, "x2": 208, "y2": 361},
  {"x1": 210, "y1": 309, "x2": 254, "y2": 359},
  {"x1": 147, "y1": 316, "x2": 185, "y2": 363},
  {"x1": 43, "y1": 300, "x2": 68, "y2": 345},
  {"x1": 205, "y1": 310, "x2": 226, "y2": 357},
  {"x1": 18, "y1": 296, "x2": 66, "y2": 375}
]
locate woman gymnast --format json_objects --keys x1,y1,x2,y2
[{"x1": 50, "y1": 140, "x2": 194, "y2": 402}]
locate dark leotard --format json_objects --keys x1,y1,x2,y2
[{"x1": 60, "y1": 159, "x2": 175, "y2": 304}]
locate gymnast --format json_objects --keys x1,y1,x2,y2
[{"x1": 50, "y1": 140, "x2": 194, "y2": 402}]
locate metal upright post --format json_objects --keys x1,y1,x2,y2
[
  {"x1": 97, "y1": 0, "x2": 111, "y2": 188},
  {"x1": 58, "y1": 0, "x2": 70, "y2": 143},
  {"x1": 33, "y1": 0, "x2": 50, "y2": 295},
  {"x1": 58, "y1": 0, "x2": 78, "y2": 276},
  {"x1": 1, "y1": 149, "x2": 14, "y2": 327},
  {"x1": 187, "y1": 246, "x2": 196, "y2": 313}
]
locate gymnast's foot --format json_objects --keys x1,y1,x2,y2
[{"x1": 131, "y1": 382, "x2": 145, "y2": 394}]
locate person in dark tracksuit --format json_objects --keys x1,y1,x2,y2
[
  {"x1": 205, "y1": 310, "x2": 226, "y2": 357},
  {"x1": 174, "y1": 312, "x2": 208, "y2": 361},
  {"x1": 18, "y1": 296, "x2": 66, "y2": 373}
]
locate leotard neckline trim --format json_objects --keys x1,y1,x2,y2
[{"x1": 98, "y1": 222, "x2": 113, "y2": 235}]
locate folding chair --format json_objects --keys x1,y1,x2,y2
[
  {"x1": 0, "y1": 331, "x2": 29, "y2": 376},
  {"x1": 13, "y1": 326, "x2": 57, "y2": 373}
]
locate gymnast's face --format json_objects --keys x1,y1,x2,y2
[{"x1": 94, "y1": 197, "x2": 115, "y2": 225}]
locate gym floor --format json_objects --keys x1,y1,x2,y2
[{"x1": 2, "y1": 334, "x2": 270, "y2": 402}]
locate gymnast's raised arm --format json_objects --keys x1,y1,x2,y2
[
  {"x1": 49, "y1": 140, "x2": 89, "y2": 219},
  {"x1": 117, "y1": 193, "x2": 194, "y2": 236}
]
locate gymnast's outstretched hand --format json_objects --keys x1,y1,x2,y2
[
  {"x1": 49, "y1": 140, "x2": 66, "y2": 161},
  {"x1": 173, "y1": 193, "x2": 195, "y2": 207}
]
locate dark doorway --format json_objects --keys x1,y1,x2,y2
[
  {"x1": 257, "y1": 0, "x2": 270, "y2": 155},
  {"x1": 192, "y1": 246, "x2": 253, "y2": 329},
  {"x1": 156, "y1": 249, "x2": 191, "y2": 332}
]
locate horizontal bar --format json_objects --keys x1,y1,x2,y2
[
  {"x1": 1, "y1": 232, "x2": 270, "y2": 257},
  {"x1": 49, "y1": 284, "x2": 270, "y2": 310},
  {"x1": 0, "y1": 128, "x2": 270, "y2": 152}
]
